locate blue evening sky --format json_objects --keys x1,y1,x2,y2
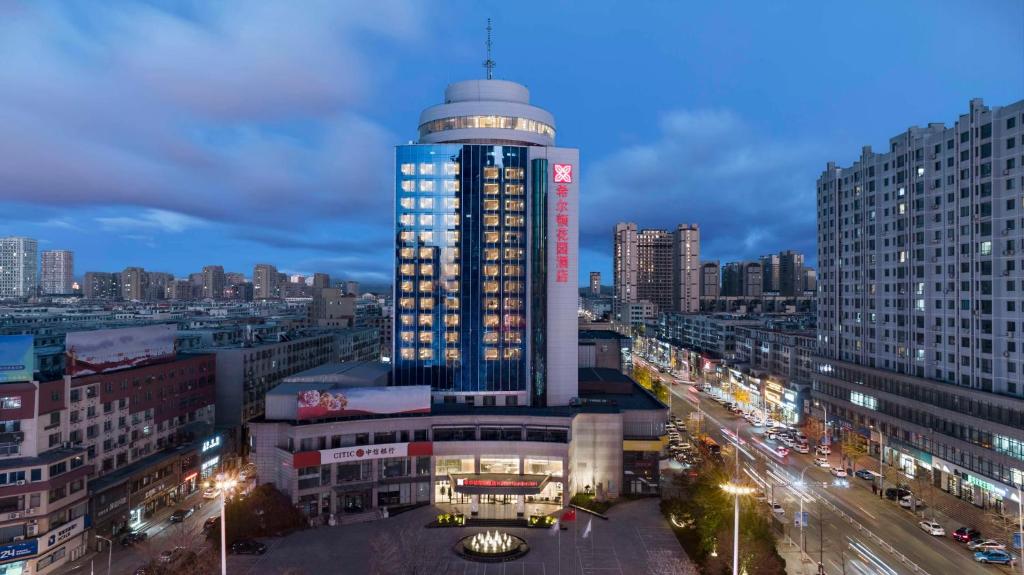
[{"x1": 1, "y1": 1, "x2": 1021, "y2": 287}]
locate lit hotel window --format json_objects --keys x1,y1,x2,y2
[
  {"x1": 400, "y1": 163, "x2": 415, "y2": 175},
  {"x1": 484, "y1": 249, "x2": 499, "y2": 260},
  {"x1": 484, "y1": 348, "x2": 499, "y2": 360},
  {"x1": 504, "y1": 168, "x2": 524, "y2": 180},
  {"x1": 399, "y1": 214, "x2": 415, "y2": 226},
  {"x1": 419, "y1": 349, "x2": 433, "y2": 360},
  {"x1": 400, "y1": 315, "x2": 414, "y2": 327},
  {"x1": 443, "y1": 162, "x2": 459, "y2": 176},
  {"x1": 484, "y1": 231, "x2": 500, "y2": 243},
  {"x1": 504, "y1": 248, "x2": 524, "y2": 259},
  {"x1": 419, "y1": 163, "x2": 435, "y2": 175},
  {"x1": 483, "y1": 166, "x2": 499, "y2": 180},
  {"x1": 445, "y1": 315, "x2": 459, "y2": 327},
  {"x1": 483, "y1": 332, "x2": 498, "y2": 344},
  {"x1": 505, "y1": 200, "x2": 524, "y2": 211},
  {"x1": 483, "y1": 265, "x2": 499, "y2": 276},
  {"x1": 399, "y1": 297, "x2": 415, "y2": 309},
  {"x1": 419, "y1": 281, "x2": 434, "y2": 292},
  {"x1": 483, "y1": 199, "x2": 500, "y2": 211},
  {"x1": 399, "y1": 231, "x2": 415, "y2": 243},
  {"x1": 484, "y1": 315, "x2": 499, "y2": 327},
  {"x1": 400, "y1": 348, "x2": 415, "y2": 360},
  {"x1": 419, "y1": 214, "x2": 434, "y2": 226},
  {"x1": 419, "y1": 231, "x2": 434, "y2": 243},
  {"x1": 484, "y1": 281, "x2": 499, "y2": 293},
  {"x1": 445, "y1": 297, "x2": 460, "y2": 309},
  {"x1": 444, "y1": 214, "x2": 458, "y2": 227},
  {"x1": 444, "y1": 180, "x2": 459, "y2": 192},
  {"x1": 420, "y1": 264, "x2": 434, "y2": 276},
  {"x1": 504, "y1": 281, "x2": 522, "y2": 292},
  {"x1": 504, "y1": 332, "x2": 521, "y2": 344},
  {"x1": 504, "y1": 315, "x2": 523, "y2": 327},
  {"x1": 420, "y1": 297, "x2": 434, "y2": 311},
  {"x1": 446, "y1": 350, "x2": 460, "y2": 361},
  {"x1": 400, "y1": 197, "x2": 415, "y2": 209},
  {"x1": 445, "y1": 280, "x2": 460, "y2": 292},
  {"x1": 505, "y1": 184, "x2": 524, "y2": 195},
  {"x1": 400, "y1": 332, "x2": 414, "y2": 343},
  {"x1": 420, "y1": 180, "x2": 435, "y2": 192},
  {"x1": 419, "y1": 197, "x2": 434, "y2": 209},
  {"x1": 483, "y1": 215, "x2": 500, "y2": 227},
  {"x1": 483, "y1": 183, "x2": 499, "y2": 195},
  {"x1": 445, "y1": 332, "x2": 459, "y2": 343},
  {"x1": 444, "y1": 197, "x2": 459, "y2": 209},
  {"x1": 503, "y1": 232, "x2": 520, "y2": 243},
  {"x1": 484, "y1": 298, "x2": 499, "y2": 311},
  {"x1": 503, "y1": 265, "x2": 523, "y2": 276},
  {"x1": 400, "y1": 248, "x2": 415, "y2": 259},
  {"x1": 418, "y1": 316, "x2": 432, "y2": 327},
  {"x1": 400, "y1": 281, "x2": 413, "y2": 292},
  {"x1": 419, "y1": 247, "x2": 434, "y2": 258},
  {"x1": 444, "y1": 248, "x2": 459, "y2": 261},
  {"x1": 419, "y1": 332, "x2": 433, "y2": 344},
  {"x1": 446, "y1": 231, "x2": 459, "y2": 244},
  {"x1": 401, "y1": 180, "x2": 415, "y2": 192},
  {"x1": 399, "y1": 264, "x2": 415, "y2": 276},
  {"x1": 504, "y1": 348, "x2": 521, "y2": 360},
  {"x1": 443, "y1": 264, "x2": 459, "y2": 276},
  {"x1": 505, "y1": 215, "x2": 525, "y2": 227},
  {"x1": 503, "y1": 298, "x2": 522, "y2": 310}
]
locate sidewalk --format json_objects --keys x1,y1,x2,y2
[{"x1": 778, "y1": 535, "x2": 821, "y2": 575}]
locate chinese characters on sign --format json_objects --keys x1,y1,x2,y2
[{"x1": 553, "y1": 164, "x2": 572, "y2": 283}]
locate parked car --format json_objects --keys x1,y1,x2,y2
[
  {"x1": 953, "y1": 527, "x2": 983, "y2": 543},
  {"x1": 899, "y1": 495, "x2": 924, "y2": 509},
  {"x1": 169, "y1": 508, "x2": 193, "y2": 523},
  {"x1": 816, "y1": 445, "x2": 831, "y2": 455},
  {"x1": 203, "y1": 516, "x2": 220, "y2": 533},
  {"x1": 159, "y1": 547, "x2": 185, "y2": 563},
  {"x1": 974, "y1": 550, "x2": 1016, "y2": 565},
  {"x1": 918, "y1": 520, "x2": 945, "y2": 536},
  {"x1": 884, "y1": 487, "x2": 912, "y2": 500},
  {"x1": 120, "y1": 531, "x2": 147, "y2": 546},
  {"x1": 854, "y1": 469, "x2": 876, "y2": 480},
  {"x1": 230, "y1": 539, "x2": 268, "y2": 555},
  {"x1": 793, "y1": 443, "x2": 810, "y2": 454},
  {"x1": 769, "y1": 502, "x2": 785, "y2": 515},
  {"x1": 968, "y1": 539, "x2": 1006, "y2": 551},
  {"x1": 830, "y1": 467, "x2": 848, "y2": 478},
  {"x1": 814, "y1": 457, "x2": 830, "y2": 468}
]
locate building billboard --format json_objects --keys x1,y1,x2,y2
[
  {"x1": 296, "y1": 385, "x2": 430, "y2": 420},
  {"x1": 0, "y1": 335, "x2": 33, "y2": 383},
  {"x1": 66, "y1": 325, "x2": 176, "y2": 377}
]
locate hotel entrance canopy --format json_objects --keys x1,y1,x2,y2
[{"x1": 448, "y1": 473, "x2": 550, "y2": 495}]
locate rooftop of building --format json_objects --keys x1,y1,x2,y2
[
  {"x1": 277, "y1": 361, "x2": 391, "y2": 389},
  {"x1": 578, "y1": 330, "x2": 629, "y2": 341},
  {"x1": 89, "y1": 440, "x2": 203, "y2": 492},
  {"x1": 0, "y1": 446, "x2": 86, "y2": 471}
]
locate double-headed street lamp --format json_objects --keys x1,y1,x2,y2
[
  {"x1": 720, "y1": 481, "x2": 757, "y2": 575},
  {"x1": 94, "y1": 535, "x2": 113, "y2": 575},
  {"x1": 216, "y1": 476, "x2": 238, "y2": 575}
]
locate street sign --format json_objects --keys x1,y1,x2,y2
[
  {"x1": 1013, "y1": 531, "x2": 1022, "y2": 549},
  {"x1": 799, "y1": 511, "x2": 809, "y2": 527}
]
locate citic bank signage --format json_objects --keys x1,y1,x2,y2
[
  {"x1": 553, "y1": 164, "x2": 572, "y2": 283},
  {"x1": 457, "y1": 478, "x2": 542, "y2": 488}
]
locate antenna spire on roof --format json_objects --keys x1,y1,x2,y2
[{"x1": 483, "y1": 18, "x2": 496, "y2": 80}]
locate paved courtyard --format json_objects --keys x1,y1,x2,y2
[{"x1": 229, "y1": 498, "x2": 692, "y2": 575}]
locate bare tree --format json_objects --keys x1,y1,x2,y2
[
  {"x1": 647, "y1": 548, "x2": 699, "y2": 575},
  {"x1": 369, "y1": 526, "x2": 449, "y2": 575}
]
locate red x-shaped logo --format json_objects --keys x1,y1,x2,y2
[{"x1": 553, "y1": 164, "x2": 573, "y2": 183}]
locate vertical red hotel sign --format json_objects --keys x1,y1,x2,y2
[{"x1": 553, "y1": 164, "x2": 572, "y2": 283}]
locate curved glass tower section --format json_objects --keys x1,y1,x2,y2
[{"x1": 395, "y1": 78, "x2": 578, "y2": 407}]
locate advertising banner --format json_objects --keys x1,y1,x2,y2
[
  {"x1": 0, "y1": 336, "x2": 33, "y2": 383},
  {"x1": 296, "y1": 385, "x2": 430, "y2": 420},
  {"x1": 293, "y1": 441, "x2": 433, "y2": 467},
  {"x1": 0, "y1": 539, "x2": 37, "y2": 562},
  {"x1": 37, "y1": 514, "x2": 90, "y2": 555},
  {"x1": 66, "y1": 325, "x2": 176, "y2": 377}
]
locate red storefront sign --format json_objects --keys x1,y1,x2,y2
[
  {"x1": 457, "y1": 478, "x2": 542, "y2": 488},
  {"x1": 553, "y1": 164, "x2": 572, "y2": 283}
]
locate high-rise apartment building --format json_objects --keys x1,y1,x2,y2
[
  {"x1": 721, "y1": 261, "x2": 762, "y2": 297},
  {"x1": 253, "y1": 263, "x2": 278, "y2": 299},
  {"x1": 120, "y1": 267, "x2": 147, "y2": 301},
  {"x1": 589, "y1": 271, "x2": 601, "y2": 295},
  {"x1": 83, "y1": 272, "x2": 120, "y2": 300},
  {"x1": 760, "y1": 253, "x2": 781, "y2": 293},
  {"x1": 778, "y1": 250, "x2": 805, "y2": 296},
  {"x1": 202, "y1": 265, "x2": 226, "y2": 299},
  {"x1": 40, "y1": 249, "x2": 73, "y2": 295},
  {"x1": 673, "y1": 224, "x2": 700, "y2": 313},
  {"x1": 312, "y1": 273, "x2": 330, "y2": 288},
  {"x1": 700, "y1": 261, "x2": 720, "y2": 298},
  {"x1": 394, "y1": 78, "x2": 579, "y2": 406},
  {"x1": 614, "y1": 223, "x2": 700, "y2": 315},
  {"x1": 803, "y1": 268, "x2": 817, "y2": 292},
  {"x1": 613, "y1": 222, "x2": 639, "y2": 321},
  {"x1": 0, "y1": 236, "x2": 38, "y2": 299},
  {"x1": 815, "y1": 98, "x2": 1024, "y2": 509},
  {"x1": 146, "y1": 272, "x2": 173, "y2": 301}
]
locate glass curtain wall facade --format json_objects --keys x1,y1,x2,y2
[{"x1": 395, "y1": 144, "x2": 529, "y2": 394}]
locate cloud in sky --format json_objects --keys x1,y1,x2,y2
[{"x1": 583, "y1": 108, "x2": 820, "y2": 266}]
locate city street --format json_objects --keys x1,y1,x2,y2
[
  {"x1": 641, "y1": 356, "x2": 1018, "y2": 575},
  {"x1": 54, "y1": 489, "x2": 221, "y2": 575}
]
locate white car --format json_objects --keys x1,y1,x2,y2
[
  {"x1": 775, "y1": 446, "x2": 790, "y2": 457},
  {"x1": 968, "y1": 539, "x2": 1006, "y2": 551},
  {"x1": 899, "y1": 496, "x2": 924, "y2": 509},
  {"x1": 919, "y1": 521, "x2": 945, "y2": 536},
  {"x1": 816, "y1": 445, "x2": 831, "y2": 455},
  {"x1": 769, "y1": 502, "x2": 785, "y2": 515},
  {"x1": 814, "y1": 456, "x2": 830, "y2": 468},
  {"x1": 202, "y1": 487, "x2": 220, "y2": 499},
  {"x1": 765, "y1": 419, "x2": 777, "y2": 428},
  {"x1": 829, "y1": 467, "x2": 847, "y2": 478},
  {"x1": 793, "y1": 443, "x2": 810, "y2": 454}
]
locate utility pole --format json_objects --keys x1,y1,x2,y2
[{"x1": 818, "y1": 497, "x2": 824, "y2": 574}]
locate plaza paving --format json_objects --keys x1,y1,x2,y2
[{"x1": 228, "y1": 498, "x2": 692, "y2": 575}]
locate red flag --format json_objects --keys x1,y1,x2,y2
[{"x1": 561, "y1": 509, "x2": 576, "y2": 522}]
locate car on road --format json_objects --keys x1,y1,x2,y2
[
  {"x1": 974, "y1": 550, "x2": 1016, "y2": 565},
  {"x1": 158, "y1": 547, "x2": 185, "y2": 563},
  {"x1": 815, "y1": 445, "x2": 831, "y2": 455},
  {"x1": 884, "y1": 487, "x2": 912, "y2": 500},
  {"x1": 854, "y1": 469, "x2": 876, "y2": 480},
  {"x1": 768, "y1": 501, "x2": 784, "y2": 515},
  {"x1": 792, "y1": 443, "x2": 810, "y2": 454},
  {"x1": 169, "y1": 508, "x2": 193, "y2": 523},
  {"x1": 829, "y1": 467, "x2": 848, "y2": 478},
  {"x1": 120, "y1": 531, "x2": 147, "y2": 546},
  {"x1": 230, "y1": 539, "x2": 268, "y2": 555},
  {"x1": 774, "y1": 446, "x2": 789, "y2": 457},
  {"x1": 968, "y1": 539, "x2": 1006, "y2": 551},
  {"x1": 899, "y1": 495, "x2": 924, "y2": 509},
  {"x1": 203, "y1": 516, "x2": 220, "y2": 533},
  {"x1": 814, "y1": 457, "x2": 830, "y2": 468},
  {"x1": 202, "y1": 487, "x2": 220, "y2": 499},
  {"x1": 918, "y1": 520, "x2": 945, "y2": 536},
  {"x1": 954, "y1": 527, "x2": 983, "y2": 543}
]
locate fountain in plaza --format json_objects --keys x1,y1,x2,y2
[{"x1": 454, "y1": 529, "x2": 529, "y2": 563}]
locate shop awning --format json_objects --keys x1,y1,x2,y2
[{"x1": 448, "y1": 473, "x2": 550, "y2": 495}]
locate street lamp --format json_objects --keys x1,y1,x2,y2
[
  {"x1": 95, "y1": 535, "x2": 113, "y2": 575},
  {"x1": 720, "y1": 481, "x2": 756, "y2": 575},
  {"x1": 216, "y1": 476, "x2": 238, "y2": 575}
]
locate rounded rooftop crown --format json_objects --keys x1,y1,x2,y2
[{"x1": 418, "y1": 79, "x2": 555, "y2": 146}]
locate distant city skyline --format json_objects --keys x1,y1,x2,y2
[{"x1": 0, "y1": 2, "x2": 1020, "y2": 283}]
